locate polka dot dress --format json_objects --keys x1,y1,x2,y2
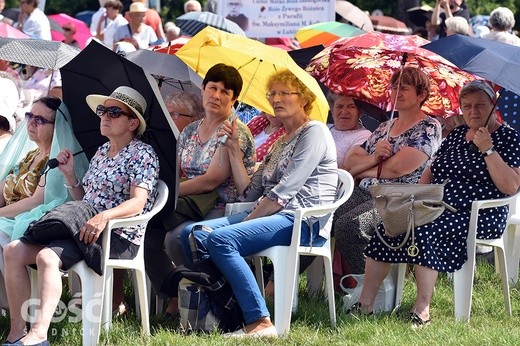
[{"x1": 365, "y1": 125, "x2": 520, "y2": 273}]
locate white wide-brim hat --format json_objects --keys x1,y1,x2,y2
[{"x1": 85, "y1": 86, "x2": 147, "y2": 135}]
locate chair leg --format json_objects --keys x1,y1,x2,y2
[
  {"x1": 494, "y1": 246, "x2": 512, "y2": 315},
  {"x1": 77, "y1": 266, "x2": 104, "y2": 346},
  {"x1": 272, "y1": 253, "x2": 294, "y2": 336},
  {"x1": 322, "y1": 254, "x2": 336, "y2": 327},
  {"x1": 134, "y1": 268, "x2": 150, "y2": 336},
  {"x1": 453, "y1": 257, "x2": 475, "y2": 322},
  {"x1": 102, "y1": 267, "x2": 114, "y2": 332},
  {"x1": 393, "y1": 263, "x2": 407, "y2": 313},
  {"x1": 253, "y1": 257, "x2": 265, "y2": 297},
  {"x1": 507, "y1": 224, "x2": 520, "y2": 284}
]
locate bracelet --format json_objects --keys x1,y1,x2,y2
[{"x1": 64, "y1": 179, "x2": 81, "y2": 189}]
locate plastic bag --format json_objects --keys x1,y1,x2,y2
[{"x1": 340, "y1": 273, "x2": 396, "y2": 313}]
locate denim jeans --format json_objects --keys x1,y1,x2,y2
[{"x1": 179, "y1": 211, "x2": 325, "y2": 325}]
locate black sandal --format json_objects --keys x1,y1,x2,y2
[
  {"x1": 348, "y1": 302, "x2": 373, "y2": 316},
  {"x1": 410, "y1": 312, "x2": 431, "y2": 328}
]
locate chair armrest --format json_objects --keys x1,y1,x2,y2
[{"x1": 225, "y1": 202, "x2": 256, "y2": 216}]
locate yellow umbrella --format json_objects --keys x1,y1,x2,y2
[{"x1": 175, "y1": 26, "x2": 329, "y2": 122}]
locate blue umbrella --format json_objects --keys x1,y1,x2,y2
[
  {"x1": 421, "y1": 34, "x2": 520, "y2": 96},
  {"x1": 176, "y1": 11, "x2": 245, "y2": 37}
]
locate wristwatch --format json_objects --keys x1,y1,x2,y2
[{"x1": 482, "y1": 146, "x2": 495, "y2": 157}]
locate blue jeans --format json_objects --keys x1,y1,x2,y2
[{"x1": 179, "y1": 211, "x2": 325, "y2": 325}]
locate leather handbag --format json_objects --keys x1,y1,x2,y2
[{"x1": 369, "y1": 180, "x2": 457, "y2": 256}]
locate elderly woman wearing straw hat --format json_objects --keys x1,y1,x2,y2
[{"x1": 2, "y1": 86, "x2": 159, "y2": 346}]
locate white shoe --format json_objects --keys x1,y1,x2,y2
[{"x1": 224, "y1": 325, "x2": 278, "y2": 338}]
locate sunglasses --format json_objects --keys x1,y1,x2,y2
[
  {"x1": 96, "y1": 105, "x2": 134, "y2": 119},
  {"x1": 63, "y1": 27, "x2": 72, "y2": 32},
  {"x1": 25, "y1": 112, "x2": 55, "y2": 126}
]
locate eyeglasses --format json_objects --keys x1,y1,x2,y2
[
  {"x1": 96, "y1": 105, "x2": 134, "y2": 119},
  {"x1": 266, "y1": 91, "x2": 301, "y2": 99},
  {"x1": 25, "y1": 112, "x2": 55, "y2": 126},
  {"x1": 63, "y1": 27, "x2": 72, "y2": 32},
  {"x1": 169, "y1": 111, "x2": 193, "y2": 119}
]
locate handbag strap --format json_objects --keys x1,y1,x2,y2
[{"x1": 372, "y1": 195, "x2": 420, "y2": 256}]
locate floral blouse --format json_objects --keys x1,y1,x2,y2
[
  {"x1": 3, "y1": 149, "x2": 48, "y2": 205},
  {"x1": 358, "y1": 116, "x2": 442, "y2": 190},
  {"x1": 82, "y1": 139, "x2": 159, "y2": 245},
  {"x1": 178, "y1": 116, "x2": 256, "y2": 205}
]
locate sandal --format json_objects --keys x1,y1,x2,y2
[
  {"x1": 410, "y1": 312, "x2": 431, "y2": 329},
  {"x1": 347, "y1": 302, "x2": 373, "y2": 316}
]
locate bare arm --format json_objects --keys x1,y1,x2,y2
[
  {"x1": 221, "y1": 119, "x2": 251, "y2": 195},
  {"x1": 80, "y1": 185, "x2": 149, "y2": 244},
  {"x1": 356, "y1": 146, "x2": 429, "y2": 180},
  {"x1": 179, "y1": 146, "x2": 232, "y2": 196},
  {"x1": 345, "y1": 139, "x2": 393, "y2": 177},
  {"x1": 419, "y1": 166, "x2": 433, "y2": 184},
  {"x1": 474, "y1": 127, "x2": 520, "y2": 195},
  {"x1": 0, "y1": 178, "x2": 45, "y2": 219},
  {"x1": 56, "y1": 148, "x2": 85, "y2": 201}
]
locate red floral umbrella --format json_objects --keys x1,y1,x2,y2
[
  {"x1": 151, "y1": 36, "x2": 191, "y2": 55},
  {"x1": 307, "y1": 32, "x2": 477, "y2": 117}
]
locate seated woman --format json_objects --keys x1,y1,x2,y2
[
  {"x1": 356, "y1": 80, "x2": 520, "y2": 326},
  {"x1": 247, "y1": 111, "x2": 285, "y2": 162},
  {"x1": 0, "y1": 97, "x2": 88, "y2": 311},
  {"x1": 178, "y1": 69, "x2": 338, "y2": 336},
  {"x1": 328, "y1": 94, "x2": 372, "y2": 170},
  {"x1": 164, "y1": 90, "x2": 204, "y2": 133},
  {"x1": 2, "y1": 86, "x2": 159, "y2": 346},
  {"x1": 144, "y1": 63, "x2": 255, "y2": 317},
  {"x1": 333, "y1": 66, "x2": 442, "y2": 276}
]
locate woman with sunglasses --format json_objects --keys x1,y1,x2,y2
[
  {"x1": 0, "y1": 97, "x2": 88, "y2": 315},
  {"x1": 2, "y1": 86, "x2": 158, "y2": 346}
]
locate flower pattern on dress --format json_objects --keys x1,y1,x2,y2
[
  {"x1": 178, "y1": 116, "x2": 255, "y2": 205},
  {"x1": 359, "y1": 116, "x2": 442, "y2": 190},
  {"x1": 82, "y1": 139, "x2": 159, "y2": 245}
]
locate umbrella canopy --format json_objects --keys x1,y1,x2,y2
[
  {"x1": 335, "y1": 0, "x2": 373, "y2": 32},
  {"x1": 295, "y1": 21, "x2": 365, "y2": 48},
  {"x1": 152, "y1": 36, "x2": 191, "y2": 55},
  {"x1": 176, "y1": 11, "x2": 245, "y2": 37},
  {"x1": 48, "y1": 13, "x2": 92, "y2": 49},
  {"x1": 422, "y1": 34, "x2": 520, "y2": 96},
  {"x1": 0, "y1": 22, "x2": 29, "y2": 39},
  {"x1": 176, "y1": 26, "x2": 329, "y2": 122},
  {"x1": 370, "y1": 15, "x2": 411, "y2": 34},
  {"x1": 125, "y1": 48, "x2": 201, "y2": 98},
  {"x1": 0, "y1": 37, "x2": 80, "y2": 69},
  {"x1": 307, "y1": 33, "x2": 476, "y2": 117},
  {"x1": 60, "y1": 40, "x2": 179, "y2": 201}
]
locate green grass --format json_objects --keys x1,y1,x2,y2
[{"x1": 2, "y1": 257, "x2": 520, "y2": 345}]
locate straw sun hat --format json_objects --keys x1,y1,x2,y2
[{"x1": 86, "y1": 86, "x2": 147, "y2": 135}]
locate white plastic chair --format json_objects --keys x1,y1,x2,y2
[
  {"x1": 29, "y1": 180, "x2": 169, "y2": 346},
  {"x1": 225, "y1": 169, "x2": 354, "y2": 335},
  {"x1": 504, "y1": 195, "x2": 520, "y2": 285},
  {"x1": 394, "y1": 191, "x2": 520, "y2": 322},
  {"x1": 99, "y1": 179, "x2": 169, "y2": 339}
]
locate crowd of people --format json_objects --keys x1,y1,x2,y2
[{"x1": 0, "y1": 0, "x2": 520, "y2": 343}]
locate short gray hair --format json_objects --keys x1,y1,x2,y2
[
  {"x1": 489, "y1": 7, "x2": 516, "y2": 31},
  {"x1": 165, "y1": 91, "x2": 204, "y2": 119},
  {"x1": 445, "y1": 17, "x2": 470, "y2": 36}
]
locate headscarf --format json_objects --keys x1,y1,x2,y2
[{"x1": 0, "y1": 102, "x2": 89, "y2": 241}]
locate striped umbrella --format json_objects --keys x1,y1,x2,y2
[
  {"x1": 176, "y1": 11, "x2": 245, "y2": 37},
  {"x1": 295, "y1": 21, "x2": 365, "y2": 48}
]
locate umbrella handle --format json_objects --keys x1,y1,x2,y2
[
  {"x1": 385, "y1": 53, "x2": 408, "y2": 140},
  {"x1": 468, "y1": 87, "x2": 503, "y2": 153}
]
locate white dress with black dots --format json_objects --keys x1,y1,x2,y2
[{"x1": 365, "y1": 125, "x2": 520, "y2": 273}]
